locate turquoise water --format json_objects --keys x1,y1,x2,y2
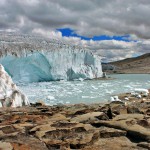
[{"x1": 18, "y1": 74, "x2": 150, "y2": 105}]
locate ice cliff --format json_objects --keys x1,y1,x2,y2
[
  {"x1": 0, "y1": 33, "x2": 103, "y2": 83},
  {"x1": 0, "y1": 64, "x2": 29, "y2": 107}
]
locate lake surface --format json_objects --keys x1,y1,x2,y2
[{"x1": 18, "y1": 74, "x2": 150, "y2": 105}]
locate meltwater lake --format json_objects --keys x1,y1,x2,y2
[{"x1": 18, "y1": 74, "x2": 150, "y2": 106}]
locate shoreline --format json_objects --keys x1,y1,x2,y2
[
  {"x1": 105, "y1": 72, "x2": 150, "y2": 75},
  {"x1": 0, "y1": 89, "x2": 150, "y2": 149}
]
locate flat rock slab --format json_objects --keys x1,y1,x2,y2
[
  {"x1": 99, "y1": 127, "x2": 126, "y2": 138},
  {"x1": 5, "y1": 135, "x2": 48, "y2": 150},
  {"x1": 71, "y1": 112, "x2": 108, "y2": 123},
  {"x1": 0, "y1": 141, "x2": 13, "y2": 150},
  {"x1": 83, "y1": 136, "x2": 143, "y2": 150},
  {"x1": 113, "y1": 114, "x2": 144, "y2": 121},
  {"x1": 0, "y1": 103, "x2": 150, "y2": 149},
  {"x1": 96, "y1": 119, "x2": 150, "y2": 141},
  {"x1": 137, "y1": 142, "x2": 150, "y2": 149},
  {"x1": 33, "y1": 122, "x2": 99, "y2": 149}
]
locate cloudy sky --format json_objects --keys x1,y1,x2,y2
[{"x1": 0, "y1": 0, "x2": 150, "y2": 62}]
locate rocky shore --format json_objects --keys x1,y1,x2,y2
[{"x1": 0, "y1": 90, "x2": 150, "y2": 150}]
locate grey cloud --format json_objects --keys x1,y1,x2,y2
[
  {"x1": 52, "y1": 0, "x2": 96, "y2": 12},
  {"x1": 80, "y1": 39, "x2": 149, "y2": 62},
  {"x1": 0, "y1": 0, "x2": 150, "y2": 61},
  {"x1": 1, "y1": 0, "x2": 150, "y2": 39},
  {"x1": 0, "y1": 22, "x2": 9, "y2": 29}
]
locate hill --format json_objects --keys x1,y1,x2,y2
[{"x1": 102, "y1": 53, "x2": 150, "y2": 74}]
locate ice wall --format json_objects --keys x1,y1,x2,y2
[
  {"x1": 0, "y1": 64, "x2": 29, "y2": 107},
  {"x1": 0, "y1": 33, "x2": 103, "y2": 83}
]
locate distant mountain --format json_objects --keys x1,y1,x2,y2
[{"x1": 102, "y1": 53, "x2": 150, "y2": 74}]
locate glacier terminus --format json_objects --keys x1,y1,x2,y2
[{"x1": 0, "y1": 33, "x2": 103, "y2": 83}]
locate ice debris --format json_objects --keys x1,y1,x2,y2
[
  {"x1": 0, "y1": 64, "x2": 30, "y2": 107},
  {"x1": 134, "y1": 88, "x2": 149, "y2": 94},
  {"x1": 110, "y1": 96, "x2": 121, "y2": 102}
]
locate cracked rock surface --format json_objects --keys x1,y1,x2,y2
[{"x1": 0, "y1": 91, "x2": 150, "y2": 150}]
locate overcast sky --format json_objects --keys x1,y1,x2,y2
[{"x1": 0, "y1": 0, "x2": 150, "y2": 62}]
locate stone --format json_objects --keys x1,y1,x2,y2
[
  {"x1": 113, "y1": 114, "x2": 144, "y2": 121},
  {"x1": 99, "y1": 127, "x2": 126, "y2": 138},
  {"x1": 110, "y1": 103, "x2": 127, "y2": 115},
  {"x1": 0, "y1": 141, "x2": 13, "y2": 150},
  {"x1": 82, "y1": 136, "x2": 140, "y2": 150},
  {"x1": 0, "y1": 99, "x2": 150, "y2": 149},
  {"x1": 137, "y1": 119, "x2": 150, "y2": 128},
  {"x1": 49, "y1": 113, "x2": 68, "y2": 121},
  {"x1": 106, "y1": 106, "x2": 113, "y2": 119},
  {"x1": 94, "y1": 119, "x2": 150, "y2": 141},
  {"x1": 34, "y1": 122, "x2": 99, "y2": 149},
  {"x1": 127, "y1": 105, "x2": 141, "y2": 114},
  {"x1": 137, "y1": 142, "x2": 150, "y2": 149},
  {"x1": 6, "y1": 135, "x2": 48, "y2": 150},
  {"x1": 71, "y1": 112, "x2": 109, "y2": 123},
  {"x1": 0, "y1": 125, "x2": 16, "y2": 134}
]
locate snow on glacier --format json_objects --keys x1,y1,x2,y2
[{"x1": 0, "y1": 33, "x2": 103, "y2": 83}]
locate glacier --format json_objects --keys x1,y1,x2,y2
[
  {"x1": 0, "y1": 64, "x2": 29, "y2": 107},
  {"x1": 0, "y1": 33, "x2": 103, "y2": 83}
]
